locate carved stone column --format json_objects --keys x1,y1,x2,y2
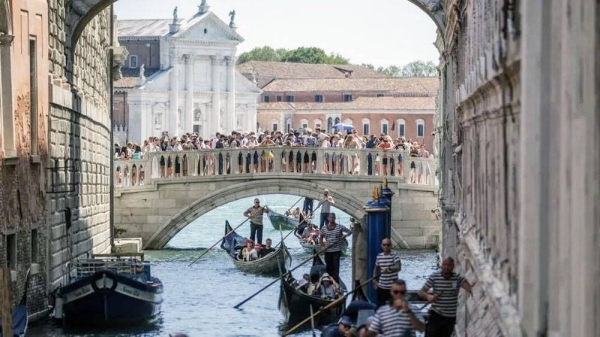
[
  {"x1": 0, "y1": 32, "x2": 15, "y2": 157},
  {"x1": 211, "y1": 55, "x2": 222, "y2": 133},
  {"x1": 169, "y1": 47, "x2": 179, "y2": 136},
  {"x1": 226, "y1": 56, "x2": 236, "y2": 133},
  {"x1": 184, "y1": 55, "x2": 194, "y2": 134}
]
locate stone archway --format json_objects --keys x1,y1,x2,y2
[{"x1": 144, "y1": 178, "x2": 368, "y2": 249}]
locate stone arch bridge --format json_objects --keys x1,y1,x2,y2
[{"x1": 114, "y1": 148, "x2": 440, "y2": 249}]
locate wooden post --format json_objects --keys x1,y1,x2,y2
[{"x1": 0, "y1": 268, "x2": 13, "y2": 337}]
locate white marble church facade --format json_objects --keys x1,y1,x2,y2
[{"x1": 119, "y1": 3, "x2": 261, "y2": 142}]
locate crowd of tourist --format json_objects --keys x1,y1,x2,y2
[{"x1": 114, "y1": 127, "x2": 436, "y2": 186}]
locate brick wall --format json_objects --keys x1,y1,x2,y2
[
  {"x1": 262, "y1": 90, "x2": 430, "y2": 103},
  {"x1": 119, "y1": 39, "x2": 160, "y2": 69},
  {"x1": 47, "y1": 2, "x2": 112, "y2": 290},
  {"x1": 0, "y1": 0, "x2": 50, "y2": 317}
]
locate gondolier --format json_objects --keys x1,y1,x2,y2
[
  {"x1": 418, "y1": 257, "x2": 473, "y2": 337},
  {"x1": 243, "y1": 198, "x2": 269, "y2": 244},
  {"x1": 320, "y1": 189, "x2": 335, "y2": 229},
  {"x1": 320, "y1": 213, "x2": 351, "y2": 284},
  {"x1": 373, "y1": 238, "x2": 401, "y2": 307}
]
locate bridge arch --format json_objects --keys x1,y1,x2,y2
[
  {"x1": 66, "y1": 0, "x2": 445, "y2": 72},
  {"x1": 144, "y1": 178, "x2": 368, "y2": 249}
]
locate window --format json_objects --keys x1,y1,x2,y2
[
  {"x1": 315, "y1": 94, "x2": 324, "y2": 103},
  {"x1": 416, "y1": 119, "x2": 425, "y2": 137},
  {"x1": 129, "y1": 55, "x2": 138, "y2": 68},
  {"x1": 313, "y1": 119, "x2": 322, "y2": 130},
  {"x1": 276, "y1": 96, "x2": 282, "y2": 102},
  {"x1": 334, "y1": 117, "x2": 340, "y2": 124},
  {"x1": 31, "y1": 229, "x2": 38, "y2": 263},
  {"x1": 376, "y1": 93, "x2": 385, "y2": 97},
  {"x1": 343, "y1": 94, "x2": 353, "y2": 102},
  {"x1": 271, "y1": 119, "x2": 278, "y2": 131},
  {"x1": 300, "y1": 119, "x2": 308, "y2": 129},
  {"x1": 397, "y1": 119, "x2": 406, "y2": 137},
  {"x1": 286, "y1": 119, "x2": 292, "y2": 132},
  {"x1": 29, "y1": 38, "x2": 38, "y2": 155},
  {"x1": 327, "y1": 117, "x2": 333, "y2": 132},
  {"x1": 204, "y1": 28, "x2": 208, "y2": 34},
  {"x1": 263, "y1": 95, "x2": 270, "y2": 103},
  {"x1": 381, "y1": 119, "x2": 389, "y2": 135},
  {"x1": 362, "y1": 118, "x2": 370, "y2": 136},
  {"x1": 6, "y1": 234, "x2": 16, "y2": 270},
  {"x1": 285, "y1": 95, "x2": 295, "y2": 102},
  {"x1": 193, "y1": 125, "x2": 201, "y2": 134}
]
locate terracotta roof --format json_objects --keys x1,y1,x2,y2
[
  {"x1": 258, "y1": 96, "x2": 436, "y2": 111},
  {"x1": 261, "y1": 77, "x2": 439, "y2": 93},
  {"x1": 114, "y1": 67, "x2": 161, "y2": 88},
  {"x1": 236, "y1": 61, "x2": 389, "y2": 88}
]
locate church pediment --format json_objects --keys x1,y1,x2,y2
[
  {"x1": 138, "y1": 69, "x2": 170, "y2": 90},
  {"x1": 173, "y1": 12, "x2": 243, "y2": 43}
]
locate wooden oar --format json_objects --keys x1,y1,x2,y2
[
  {"x1": 282, "y1": 272, "x2": 381, "y2": 336},
  {"x1": 309, "y1": 304, "x2": 316, "y2": 337},
  {"x1": 233, "y1": 232, "x2": 352, "y2": 309},
  {"x1": 188, "y1": 206, "x2": 267, "y2": 267}
]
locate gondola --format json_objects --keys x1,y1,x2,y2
[
  {"x1": 221, "y1": 220, "x2": 291, "y2": 275},
  {"x1": 54, "y1": 253, "x2": 163, "y2": 326},
  {"x1": 294, "y1": 226, "x2": 349, "y2": 256},
  {"x1": 267, "y1": 208, "x2": 301, "y2": 230},
  {"x1": 279, "y1": 253, "x2": 347, "y2": 329}
]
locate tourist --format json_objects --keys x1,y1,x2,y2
[
  {"x1": 373, "y1": 238, "x2": 402, "y2": 307},
  {"x1": 366, "y1": 279, "x2": 425, "y2": 337},
  {"x1": 357, "y1": 316, "x2": 374, "y2": 337},
  {"x1": 243, "y1": 198, "x2": 268, "y2": 244},
  {"x1": 320, "y1": 189, "x2": 335, "y2": 229},
  {"x1": 320, "y1": 213, "x2": 351, "y2": 283},
  {"x1": 240, "y1": 240, "x2": 258, "y2": 261},
  {"x1": 316, "y1": 273, "x2": 342, "y2": 299},
  {"x1": 259, "y1": 238, "x2": 275, "y2": 257},
  {"x1": 419, "y1": 257, "x2": 473, "y2": 337}
]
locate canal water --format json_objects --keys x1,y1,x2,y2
[{"x1": 28, "y1": 194, "x2": 438, "y2": 337}]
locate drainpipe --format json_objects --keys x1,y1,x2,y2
[{"x1": 109, "y1": 5, "x2": 115, "y2": 250}]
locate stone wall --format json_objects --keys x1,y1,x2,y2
[
  {"x1": 437, "y1": 0, "x2": 522, "y2": 335},
  {"x1": 0, "y1": 0, "x2": 50, "y2": 318},
  {"x1": 47, "y1": 1, "x2": 113, "y2": 289}
]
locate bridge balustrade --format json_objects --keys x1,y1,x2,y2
[{"x1": 113, "y1": 147, "x2": 437, "y2": 189}]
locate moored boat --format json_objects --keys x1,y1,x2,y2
[
  {"x1": 279, "y1": 253, "x2": 347, "y2": 329},
  {"x1": 221, "y1": 220, "x2": 291, "y2": 275},
  {"x1": 54, "y1": 253, "x2": 163, "y2": 326},
  {"x1": 0, "y1": 267, "x2": 34, "y2": 337}
]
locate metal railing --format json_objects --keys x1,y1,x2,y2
[
  {"x1": 65, "y1": 253, "x2": 145, "y2": 282},
  {"x1": 113, "y1": 147, "x2": 437, "y2": 189}
]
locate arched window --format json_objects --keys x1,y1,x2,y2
[
  {"x1": 313, "y1": 119, "x2": 322, "y2": 130},
  {"x1": 271, "y1": 119, "x2": 279, "y2": 132},
  {"x1": 362, "y1": 118, "x2": 370, "y2": 136},
  {"x1": 344, "y1": 118, "x2": 353, "y2": 126},
  {"x1": 380, "y1": 119, "x2": 389, "y2": 135},
  {"x1": 334, "y1": 117, "x2": 340, "y2": 124},
  {"x1": 129, "y1": 55, "x2": 138, "y2": 68},
  {"x1": 397, "y1": 119, "x2": 406, "y2": 137},
  {"x1": 416, "y1": 119, "x2": 425, "y2": 138},
  {"x1": 300, "y1": 119, "x2": 309, "y2": 129},
  {"x1": 327, "y1": 117, "x2": 333, "y2": 132}
]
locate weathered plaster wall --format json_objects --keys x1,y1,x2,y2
[
  {"x1": 0, "y1": 0, "x2": 50, "y2": 318},
  {"x1": 47, "y1": 1, "x2": 112, "y2": 290}
]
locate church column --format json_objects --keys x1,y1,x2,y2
[
  {"x1": 185, "y1": 54, "x2": 194, "y2": 134},
  {"x1": 227, "y1": 56, "x2": 236, "y2": 133},
  {"x1": 169, "y1": 48, "x2": 180, "y2": 136},
  {"x1": 211, "y1": 55, "x2": 222, "y2": 133}
]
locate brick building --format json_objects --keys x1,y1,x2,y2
[
  {"x1": 245, "y1": 61, "x2": 439, "y2": 147},
  {"x1": 0, "y1": 0, "x2": 49, "y2": 318}
]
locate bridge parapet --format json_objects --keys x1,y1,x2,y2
[{"x1": 113, "y1": 147, "x2": 437, "y2": 189}]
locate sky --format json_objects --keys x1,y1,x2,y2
[{"x1": 114, "y1": 0, "x2": 440, "y2": 68}]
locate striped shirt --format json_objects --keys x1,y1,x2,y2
[
  {"x1": 245, "y1": 206, "x2": 266, "y2": 226},
  {"x1": 321, "y1": 223, "x2": 351, "y2": 252},
  {"x1": 321, "y1": 197, "x2": 334, "y2": 214},
  {"x1": 422, "y1": 272, "x2": 465, "y2": 317},
  {"x1": 375, "y1": 252, "x2": 401, "y2": 289},
  {"x1": 369, "y1": 304, "x2": 416, "y2": 337}
]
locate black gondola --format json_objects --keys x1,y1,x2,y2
[{"x1": 279, "y1": 252, "x2": 347, "y2": 329}]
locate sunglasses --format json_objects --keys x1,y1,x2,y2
[
  {"x1": 392, "y1": 290, "x2": 407, "y2": 295},
  {"x1": 382, "y1": 243, "x2": 391, "y2": 246}
]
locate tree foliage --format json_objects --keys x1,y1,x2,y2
[
  {"x1": 236, "y1": 46, "x2": 437, "y2": 77},
  {"x1": 237, "y1": 46, "x2": 349, "y2": 65}
]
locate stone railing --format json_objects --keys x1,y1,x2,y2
[{"x1": 113, "y1": 148, "x2": 437, "y2": 189}]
